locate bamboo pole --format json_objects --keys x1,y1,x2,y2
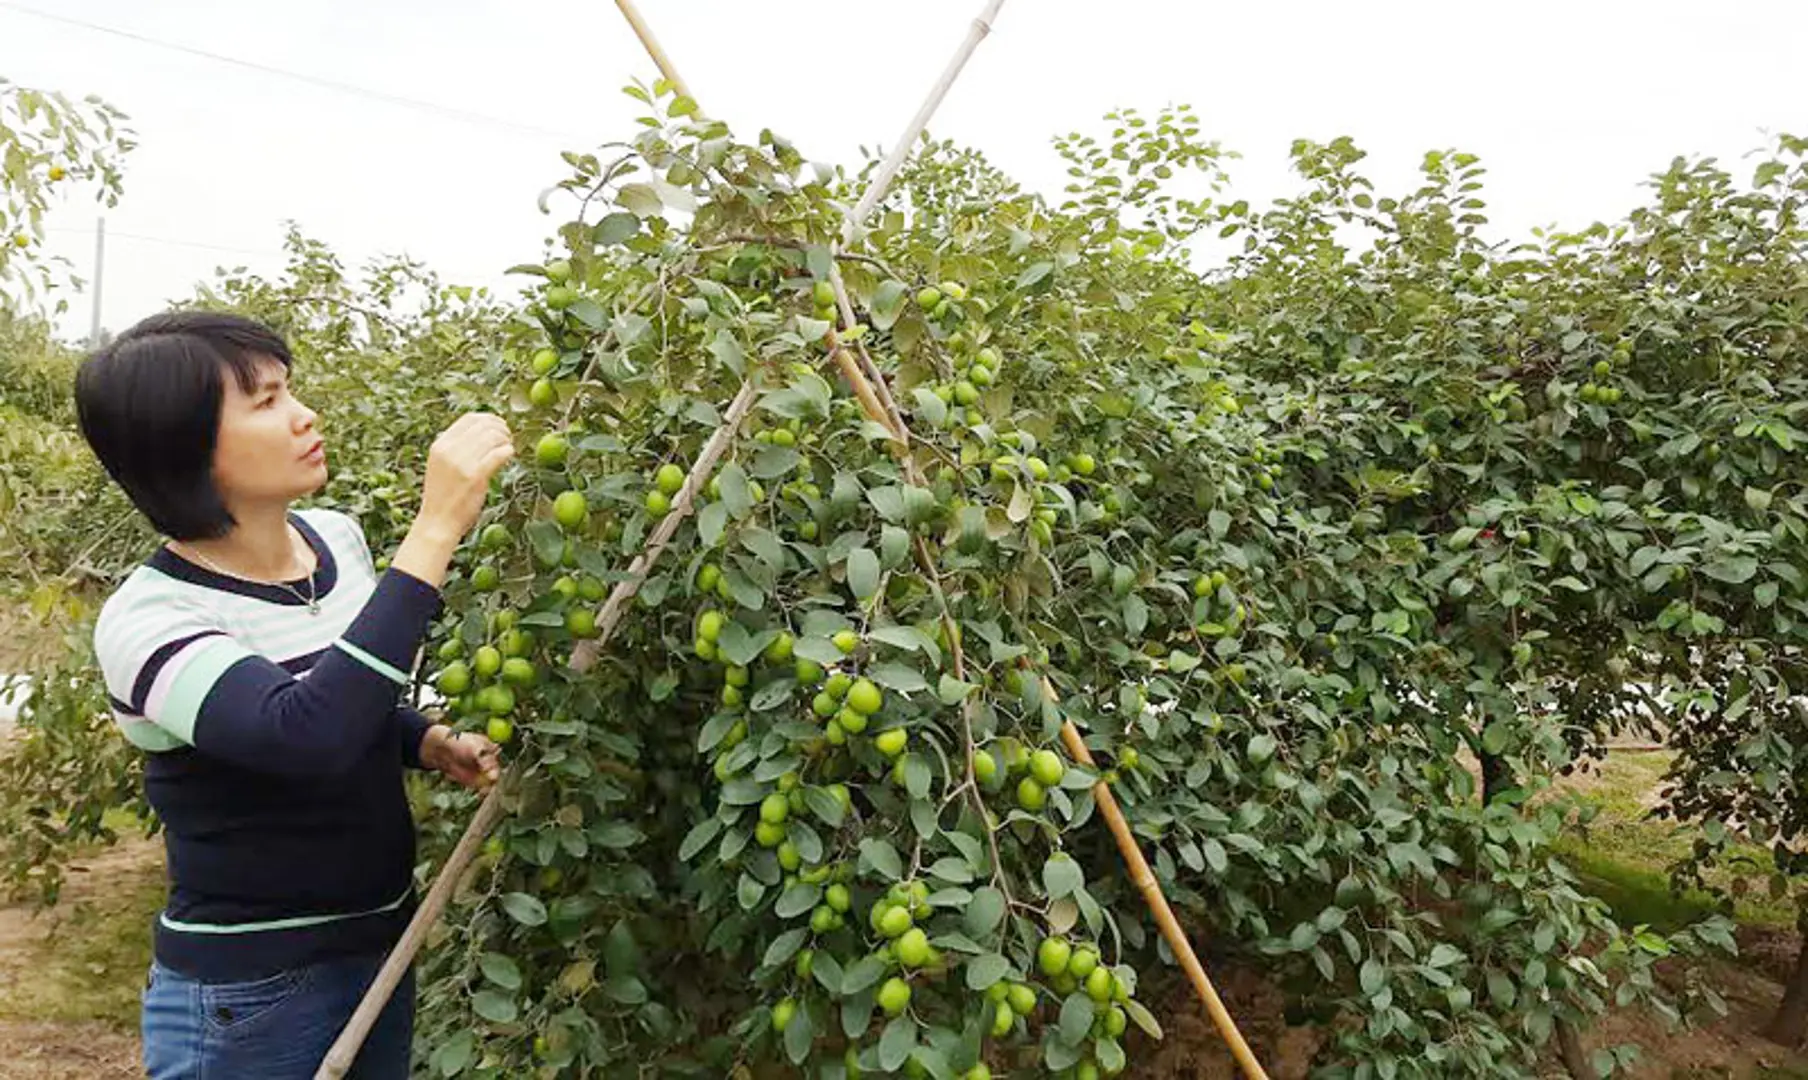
[
  {"x1": 842, "y1": 0, "x2": 1006, "y2": 246},
  {"x1": 613, "y1": 0, "x2": 693, "y2": 103},
  {"x1": 316, "y1": 381, "x2": 758, "y2": 1079},
  {"x1": 1053, "y1": 693, "x2": 1268, "y2": 1079},
  {"x1": 607, "y1": 2, "x2": 1269, "y2": 1076}
]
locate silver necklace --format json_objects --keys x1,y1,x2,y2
[{"x1": 178, "y1": 535, "x2": 321, "y2": 616}]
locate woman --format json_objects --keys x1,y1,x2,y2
[{"x1": 75, "y1": 310, "x2": 514, "y2": 1078}]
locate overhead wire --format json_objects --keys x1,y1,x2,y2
[{"x1": 0, "y1": 0, "x2": 589, "y2": 143}]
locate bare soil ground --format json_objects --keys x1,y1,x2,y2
[
  {"x1": 0, "y1": 839, "x2": 158, "y2": 1080},
  {"x1": 3, "y1": 755, "x2": 1807, "y2": 1078}
]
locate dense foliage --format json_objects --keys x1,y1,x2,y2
[
  {"x1": 4, "y1": 73, "x2": 1806, "y2": 1078},
  {"x1": 396, "y1": 92, "x2": 1797, "y2": 1078}
]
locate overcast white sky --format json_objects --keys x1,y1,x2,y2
[{"x1": 3, "y1": 0, "x2": 1803, "y2": 340}]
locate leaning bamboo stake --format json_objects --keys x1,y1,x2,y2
[
  {"x1": 316, "y1": 382, "x2": 758, "y2": 1079},
  {"x1": 613, "y1": 0, "x2": 694, "y2": 103},
  {"x1": 609, "y1": 2, "x2": 1270, "y2": 1077},
  {"x1": 842, "y1": 0, "x2": 1007, "y2": 246}
]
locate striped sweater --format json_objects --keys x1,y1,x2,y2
[{"x1": 93, "y1": 508, "x2": 442, "y2": 982}]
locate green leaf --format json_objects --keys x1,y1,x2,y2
[
  {"x1": 847, "y1": 547, "x2": 881, "y2": 599},
  {"x1": 842, "y1": 954, "x2": 887, "y2": 994},
  {"x1": 698, "y1": 501, "x2": 729, "y2": 547},
  {"x1": 1043, "y1": 853, "x2": 1084, "y2": 900},
  {"x1": 872, "y1": 280, "x2": 909, "y2": 330},
  {"x1": 784, "y1": 1000, "x2": 815, "y2": 1064},
  {"x1": 881, "y1": 525, "x2": 912, "y2": 569},
  {"x1": 1017, "y1": 261, "x2": 1054, "y2": 290},
  {"x1": 501, "y1": 892, "x2": 547, "y2": 927},
  {"x1": 479, "y1": 953, "x2": 521, "y2": 990},
  {"x1": 750, "y1": 445, "x2": 800, "y2": 480},
  {"x1": 433, "y1": 1030, "x2": 474, "y2": 1076},
  {"x1": 806, "y1": 786, "x2": 847, "y2": 828},
  {"x1": 911, "y1": 387, "x2": 947, "y2": 427},
  {"x1": 525, "y1": 520, "x2": 565, "y2": 570},
  {"x1": 1123, "y1": 594, "x2": 1148, "y2": 637},
  {"x1": 719, "y1": 463, "x2": 752, "y2": 519},
  {"x1": 794, "y1": 636, "x2": 843, "y2": 665},
  {"x1": 1703, "y1": 555, "x2": 1758, "y2": 584},
  {"x1": 720, "y1": 625, "x2": 777, "y2": 668},
  {"x1": 965, "y1": 953, "x2": 1011, "y2": 991},
  {"x1": 604, "y1": 974, "x2": 648, "y2": 1004},
  {"x1": 1487, "y1": 969, "x2": 1517, "y2": 1008},
  {"x1": 860, "y1": 838, "x2": 904, "y2": 880},
  {"x1": 904, "y1": 755, "x2": 932, "y2": 799},
  {"x1": 1201, "y1": 837, "x2": 1228, "y2": 873},
  {"x1": 764, "y1": 928, "x2": 809, "y2": 969},
  {"x1": 738, "y1": 873, "x2": 765, "y2": 910},
  {"x1": 566, "y1": 297, "x2": 606, "y2": 330},
  {"x1": 879, "y1": 1016, "x2": 917, "y2": 1071},
  {"x1": 594, "y1": 211, "x2": 640, "y2": 245},
  {"x1": 1359, "y1": 957, "x2": 1385, "y2": 996},
  {"x1": 1059, "y1": 992, "x2": 1095, "y2": 1046},
  {"x1": 964, "y1": 887, "x2": 1007, "y2": 938},
  {"x1": 1427, "y1": 943, "x2": 1464, "y2": 969},
  {"x1": 776, "y1": 883, "x2": 823, "y2": 919},
  {"x1": 866, "y1": 486, "x2": 906, "y2": 522},
  {"x1": 471, "y1": 988, "x2": 517, "y2": 1024},
  {"x1": 1096, "y1": 1038, "x2": 1126, "y2": 1075},
  {"x1": 617, "y1": 182, "x2": 662, "y2": 217},
  {"x1": 938, "y1": 674, "x2": 979, "y2": 705},
  {"x1": 1125, "y1": 999, "x2": 1164, "y2": 1039},
  {"x1": 869, "y1": 662, "x2": 929, "y2": 694}
]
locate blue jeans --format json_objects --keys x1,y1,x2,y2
[{"x1": 142, "y1": 951, "x2": 415, "y2": 1080}]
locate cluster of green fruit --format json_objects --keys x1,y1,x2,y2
[
  {"x1": 526, "y1": 345, "x2": 564, "y2": 409},
  {"x1": 432, "y1": 610, "x2": 541, "y2": 746},
  {"x1": 985, "y1": 740, "x2": 1068, "y2": 814},
  {"x1": 1578, "y1": 348, "x2": 1629, "y2": 406},
  {"x1": 1190, "y1": 567, "x2": 1246, "y2": 639},
  {"x1": 914, "y1": 282, "x2": 1005, "y2": 424},
  {"x1": 809, "y1": 666, "x2": 888, "y2": 746},
  {"x1": 1032, "y1": 936, "x2": 1136, "y2": 1078}
]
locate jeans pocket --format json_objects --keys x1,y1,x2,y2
[{"x1": 200, "y1": 967, "x2": 310, "y2": 1032}]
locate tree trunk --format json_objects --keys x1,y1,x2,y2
[
  {"x1": 1479, "y1": 751, "x2": 1512, "y2": 804},
  {"x1": 1764, "y1": 933, "x2": 1808, "y2": 1047},
  {"x1": 1555, "y1": 1018, "x2": 1596, "y2": 1080}
]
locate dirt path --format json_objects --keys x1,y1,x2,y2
[
  {"x1": 0, "y1": 840, "x2": 157, "y2": 1080},
  {"x1": 1128, "y1": 945, "x2": 1808, "y2": 1079}
]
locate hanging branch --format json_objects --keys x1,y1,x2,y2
[
  {"x1": 316, "y1": 380, "x2": 758, "y2": 1080},
  {"x1": 613, "y1": 0, "x2": 1270, "y2": 1074}
]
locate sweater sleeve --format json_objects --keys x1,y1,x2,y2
[
  {"x1": 94, "y1": 569, "x2": 444, "y2": 777},
  {"x1": 395, "y1": 705, "x2": 435, "y2": 770}
]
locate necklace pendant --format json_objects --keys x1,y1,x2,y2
[{"x1": 308, "y1": 599, "x2": 321, "y2": 616}]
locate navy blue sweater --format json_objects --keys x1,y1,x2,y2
[{"x1": 93, "y1": 510, "x2": 441, "y2": 982}]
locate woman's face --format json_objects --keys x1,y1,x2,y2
[{"x1": 211, "y1": 356, "x2": 327, "y2": 511}]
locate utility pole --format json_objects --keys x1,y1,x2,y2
[{"x1": 88, "y1": 216, "x2": 105, "y2": 346}]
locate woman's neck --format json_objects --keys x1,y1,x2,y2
[{"x1": 175, "y1": 504, "x2": 312, "y2": 582}]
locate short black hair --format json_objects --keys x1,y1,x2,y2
[{"x1": 75, "y1": 311, "x2": 295, "y2": 542}]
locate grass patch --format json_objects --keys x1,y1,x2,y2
[
  {"x1": 0, "y1": 848, "x2": 163, "y2": 1029},
  {"x1": 1547, "y1": 750, "x2": 1795, "y2": 931}
]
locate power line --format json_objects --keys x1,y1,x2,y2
[
  {"x1": 0, "y1": 1, "x2": 589, "y2": 143},
  {"x1": 43, "y1": 225, "x2": 507, "y2": 290},
  {"x1": 45, "y1": 225, "x2": 281, "y2": 258}
]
